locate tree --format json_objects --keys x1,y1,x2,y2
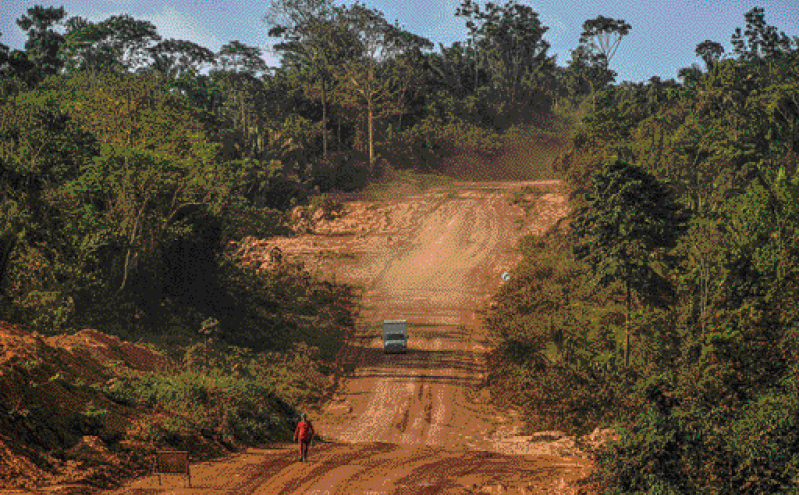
[
  {"x1": 333, "y1": 3, "x2": 432, "y2": 169},
  {"x1": 16, "y1": 5, "x2": 68, "y2": 79},
  {"x1": 265, "y1": 0, "x2": 352, "y2": 159},
  {"x1": 0, "y1": 34, "x2": 9, "y2": 71},
  {"x1": 427, "y1": 41, "x2": 483, "y2": 97},
  {"x1": 216, "y1": 40, "x2": 267, "y2": 75},
  {"x1": 456, "y1": 0, "x2": 555, "y2": 124},
  {"x1": 0, "y1": 33, "x2": 35, "y2": 90},
  {"x1": 60, "y1": 14, "x2": 161, "y2": 73},
  {"x1": 695, "y1": 40, "x2": 725, "y2": 70},
  {"x1": 572, "y1": 158, "x2": 689, "y2": 366},
  {"x1": 147, "y1": 38, "x2": 216, "y2": 79},
  {"x1": 579, "y1": 16, "x2": 631, "y2": 66},
  {"x1": 731, "y1": 7, "x2": 791, "y2": 61},
  {"x1": 212, "y1": 41, "x2": 269, "y2": 159},
  {"x1": 564, "y1": 44, "x2": 616, "y2": 99},
  {"x1": 0, "y1": 226, "x2": 16, "y2": 302}
]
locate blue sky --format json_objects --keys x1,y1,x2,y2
[{"x1": 1, "y1": 0, "x2": 797, "y2": 82}]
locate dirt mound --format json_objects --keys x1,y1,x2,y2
[
  {"x1": 0, "y1": 322, "x2": 179, "y2": 491},
  {"x1": 46, "y1": 329, "x2": 176, "y2": 374}
]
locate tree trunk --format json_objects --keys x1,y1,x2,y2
[
  {"x1": 322, "y1": 83, "x2": 328, "y2": 160},
  {"x1": 119, "y1": 192, "x2": 151, "y2": 293},
  {"x1": 368, "y1": 95, "x2": 374, "y2": 174},
  {"x1": 625, "y1": 280, "x2": 631, "y2": 368}
]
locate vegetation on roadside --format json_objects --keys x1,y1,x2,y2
[{"x1": 486, "y1": 8, "x2": 799, "y2": 493}]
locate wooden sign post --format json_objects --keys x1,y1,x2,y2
[{"x1": 153, "y1": 450, "x2": 191, "y2": 487}]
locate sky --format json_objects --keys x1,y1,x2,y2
[{"x1": 1, "y1": 0, "x2": 797, "y2": 83}]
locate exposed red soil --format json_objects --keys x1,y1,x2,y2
[{"x1": 0, "y1": 323, "x2": 186, "y2": 491}]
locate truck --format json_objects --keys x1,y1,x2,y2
[{"x1": 382, "y1": 320, "x2": 408, "y2": 354}]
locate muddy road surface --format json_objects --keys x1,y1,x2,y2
[{"x1": 111, "y1": 179, "x2": 590, "y2": 494}]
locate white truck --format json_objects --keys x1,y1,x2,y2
[{"x1": 382, "y1": 320, "x2": 408, "y2": 354}]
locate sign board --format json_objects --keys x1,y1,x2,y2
[
  {"x1": 501, "y1": 271, "x2": 510, "y2": 282},
  {"x1": 153, "y1": 451, "x2": 191, "y2": 487}
]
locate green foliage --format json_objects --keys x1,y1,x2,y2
[
  {"x1": 573, "y1": 158, "x2": 689, "y2": 309},
  {"x1": 487, "y1": 10, "x2": 799, "y2": 493},
  {"x1": 455, "y1": 0, "x2": 556, "y2": 127},
  {"x1": 2, "y1": 3, "x2": 796, "y2": 489},
  {"x1": 731, "y1": 7, "x2": 792, "y2": 61},
  {"x1": 16, "y1": 6, "x2": 67, "y2": 80},
  {"x1": 380, "y1": 115, "x2": 503, "y2": 172},
  {"x1": 486, "y1": 233, "x2": 641, "y2": 432},
  {"x1": 214, "y1": 251, "x2": 354, "y2": 356},
  {"x1": 99, "y1": 344, "x2": 324, "y2": 445},
  {"x1": 0, "y1": 225, "x2": 17, "y2": 296},
  {"x1": 579, "y1": 16, "x2": 631, "y2": 65},
  {"x1": 70, "y1": 401, "x2": 109, "y2": 436},
  {"x1": 309, "y1": 153, "x2": 370, "y2": 192},
  {"x1": 61, "y1": 13, "x2": 161, "y2": 73}
]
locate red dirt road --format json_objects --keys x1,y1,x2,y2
[{"x1": 111, "y1": 180, "x2": 589, "y2": 495}]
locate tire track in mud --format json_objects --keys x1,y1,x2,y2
[
  {"x1": 268, "y1": 186, "x2": 537, "y2": 493},
  {"x1": 328, "y1": 186, "x2": 518, "y2": 451},
  {"x1": 247, "y1": 443, "x2": 397, "y2": 494}
]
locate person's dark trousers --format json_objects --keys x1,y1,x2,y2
[{"x1": 300, "y1": 438, "x2": 311, "y2": 461}]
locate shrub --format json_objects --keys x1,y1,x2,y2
[{"x1": 309, "y1": 194, "x2": 345, "y2": 220}]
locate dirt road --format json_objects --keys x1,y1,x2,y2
[{"x1": 112, "y1": 179, "x2": 589, "y2": 494}]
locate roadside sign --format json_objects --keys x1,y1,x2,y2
[
  {"x1": 501, "y1": 271, "x2": 510, "y2": 282},
  {"x1": 153, "y1": 451, "x2": 191, "y2": 487}
]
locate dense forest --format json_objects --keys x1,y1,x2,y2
[
  {"x1": 485, "y1": 6, "x2": 799, "y2": 493},
  {"x1": 1, "y1": 0, "x2": 797, "y2": 492}
]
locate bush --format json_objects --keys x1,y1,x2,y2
[
  {"x1": 309, "y1": 194, "x2": 345, "y2": 220},
  {"x1": 309, "y1": 152, "x2": 370, "y2": 192},
  {"x1": 380, "y1": 116, "x2": 503, "y2": 173},
  {"x1": 70, "y1": 401, "x2": 109, "y2": 437},
  {"x1": 103, "y1": 365, "x2": 297, "y2": 446}
]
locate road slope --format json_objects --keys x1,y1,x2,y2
[{"x1": 112, "y1": 180, "x2": 590, "y2": 495}]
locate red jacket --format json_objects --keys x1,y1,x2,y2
[{"x1": 294, "y1": 420, "x2": 315, "y2": 440}]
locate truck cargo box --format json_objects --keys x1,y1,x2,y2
[{"x1": 382, "y1": 320, "x2": 407, "y2": 354}]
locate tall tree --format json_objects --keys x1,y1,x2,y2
[
  {"x1": 0, "y1": 32, "x2": 35, "y2": 89},
  {"x1": 16, "y1": 5, "x2": 68, "y2": 79},
  {"x1": 564, "y1": 44, "x2": 616, "y2": 99},
  {"x1": 695, "y1": 40, "x2": 725, "y2": 70},
  {"x1": 572, "y1": 159, "x2": 689, "y2": 366},
  {"x1": 216, "y1": 40, "x2": 267, "y2": 75},
  {"x1": 212, "y1": 41, "x2": 269, "y2": 159},
  {"x1": 147, "y1": 38, "x2": 216, "y2": 79},
  {"x1": 579, "y1": 16, "x2": 631, "y2": 66},
  {"x1": 427, "y1": 41, "x2": 483, "y2": 97},
  {"x1": 265, "y1": 0, "x2": 352, "y2": 158},
  {"x1": 333, "y1": 3, "x2": 432, "y2": 169},
  {"x1": 60, "y1": 14, "x2": 161, "y2": 73},
  {"x1": 731, "y1": 7, "x2": 791, "y2": 61},
  {"x1": 456, "y1": 0, "x2": 554, "y2": 123}
]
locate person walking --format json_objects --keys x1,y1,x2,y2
[{"x1": 293, "y1": 413, "x2": 315, "y2": 462}]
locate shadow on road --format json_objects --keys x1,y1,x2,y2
[{"x1": 348, "y1": 345, "x2": 486, "y2": 381}]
